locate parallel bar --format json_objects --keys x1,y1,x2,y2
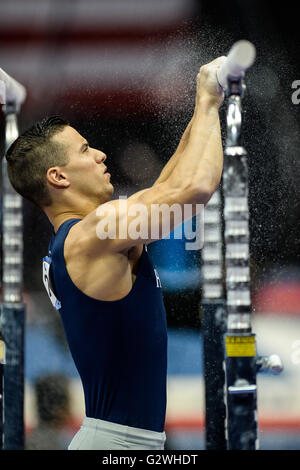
[
  {"x1": 222, "y1": 77, "x2": 258, "y2": 450},
  {"x1": 217, "y1": 40, "x2": 256, "y2": 90},
  {"x1": 201, "y1": 189, "x2": 227, "y2": 450},
  {"x1": 0, "y1": 67, "x2": 26, "y2": 108},
  {"x1": 1, "y1": 101, "x2": 25, "y2": 450},
  {"x1": 0, "y1": 334, "x2": 5, "y2": 450},
  {"x1": 1, "y1": 305, "x2": 25, "y2": 450},
  {"x1": 202, "y1": 300, "x2": 227, "y2": 449},
  {"x1": 224, "y1": 355, "x2": 258, "y2": 449}
]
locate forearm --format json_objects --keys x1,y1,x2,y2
[
  {"x1": 165, "y1": 96, "x2": 223, "y2": 198},
  {"x1": 153, "y1": 56, "x2": 225, "y2": 196}
]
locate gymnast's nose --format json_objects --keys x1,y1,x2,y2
[{"x1": 95, "y1": 150, "x2": 107, "y2": 164}]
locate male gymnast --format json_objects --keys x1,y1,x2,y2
[{"x1": 6, "y1": 56, "x2": 225, "y2": 449}]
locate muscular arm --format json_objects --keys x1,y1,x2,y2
[
  {"x1": 74, "y1": 56, "x2": 226, "y2": 254},
  {"x1": 153, "y1": 57, "x2": 225, "y2": 192},
  {"x1": 166, "y1": 96, "x2": 223, "y2": 200}
]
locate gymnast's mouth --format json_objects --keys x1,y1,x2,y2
[{"x1": 103, "y1": 166, "x2": 111, "y2": 178}]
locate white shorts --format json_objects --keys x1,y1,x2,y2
[{"x1": 68, "y1": 416, "x2": 166, "y2": 450}]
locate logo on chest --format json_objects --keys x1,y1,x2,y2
[
  {"x1": 42, "y1": 255, "x2": 61, "y2": 310},
  {"x1": 154, "y1": 268, "x2": 162, "y2": 288}
]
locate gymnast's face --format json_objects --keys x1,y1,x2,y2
[{"x1": 51, "y1": 125, "x2": 114, "y2": 204}]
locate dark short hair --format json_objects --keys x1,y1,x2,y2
[{"x1": 6, "y1": 115, "x2": 70, "y2": 207}]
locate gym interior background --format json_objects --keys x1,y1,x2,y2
[{"x1": 1, "y1": 0, "x2": 300, "y2": 450}]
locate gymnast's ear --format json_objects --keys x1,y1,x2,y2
[{"x1": 46, "y1": 166, "x2": 70, "y2": 189}]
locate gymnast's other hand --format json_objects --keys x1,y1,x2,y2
[{"x1": 196, "y1": 56, "x2": 226, "y2": 107}]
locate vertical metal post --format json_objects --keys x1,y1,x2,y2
[
  {"x1": 201, "y1": 190, "x2": 227, "y2": 449},
  {"x1": 1, "y1": 104, "x2": 25, "y2": 450},
  {"x1": 222, "y1": 78, "x2": 258, "y2": 450},
  {"x1": 0, "y1": 332, "x2": 4, "y2": 450}
]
